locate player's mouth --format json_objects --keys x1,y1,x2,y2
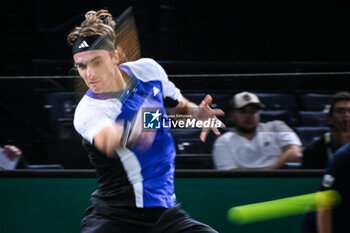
[{"x1": 89, "y1": 81, "x2": 99, "y2": 86}]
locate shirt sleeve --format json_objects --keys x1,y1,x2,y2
[
  {"x1": 74, "y1": 102, "x2": 116, "y2": 144},
  {"x1": 212, "y1": 134, "x2": 239, "y2": 170},
  {"x1": 120, "y1": 58, "x2": 183, "y2": 102},
  {"x1": 320, "y1": 150, "x2": 346, "y2": 192},
  {"x1": 147, "y1": 59, "x2": 182, "y2": 102},
  {"x1": 273, "y1": 121, "x2": 302, "y2": 147}
]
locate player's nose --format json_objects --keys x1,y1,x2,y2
[{"x1": 86, "y1": 65, "x2": 94, "y2": 79}]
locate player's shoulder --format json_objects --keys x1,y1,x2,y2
[
  {"x1": 73, "y1": 94, "x2": 121, "y2": 133},
  {"x1": 134, "y1": 58, "x2": 160, "y2": 66},
  {"x1": 122, "y1": 58, "x2": 158, "y2": 67},
  {"x1": 74, "y1": 95, "x2": 94, "y2": 120},
  {"x1": 120, "y1": 58, "x2": 167, "y2": 82},
  {"x1": 75, "y1": 94, "x2": 120, "y2": 113},
  {"x1": 74, "y1": 95, "x2": 109, "y2": 121},
  {"x1": 323, "y1": 143, "x2": 350, "y2": 179},
  {"x1": 333, "y1": 143, "x2": 350, "y2": 162},
  {"x1": 75, "y1": 94, "x2": 97, "y2": 111}
]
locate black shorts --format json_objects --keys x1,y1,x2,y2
[{"x1": 81, "y1": 203, "x2": 218, "y2": 233}]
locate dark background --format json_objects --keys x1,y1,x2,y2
[{"x1": 1, "y1": 0, "x2": 350, "y2": 75}]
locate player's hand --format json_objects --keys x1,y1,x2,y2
[
  {"x1": 3, "y1": 145, "x2": 22, "y2": 161},
  {"x1": 196, "y1": 95, "x2": 226, "y2": 142}
]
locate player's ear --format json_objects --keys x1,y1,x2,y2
[{"x1": 111, "y1": 50, "x2": 120, "y2": 65}]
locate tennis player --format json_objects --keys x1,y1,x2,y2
[{"x1": 68, "y1": 9, "x2": 224, "y2": 233}]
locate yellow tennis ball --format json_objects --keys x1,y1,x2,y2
[
  {"x1": 227, "y1": 190, "x2": 342, "y2": 225},
  {"x1": 315, "y1": 190, "x2": 341, "y2": 210}
]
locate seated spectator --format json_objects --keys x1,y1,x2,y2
[
  {"x1": 0, "y1": 145, "x2": 23, "y2": 170},
  {"x1": 302, "y1": 92, "x2": 350, "y2": 169},
  {"x1": 212, "y1": 91, "x2": 302, "y2": 170}
]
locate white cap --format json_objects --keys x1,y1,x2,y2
[{"x1": 231, "y1": 92, "x2": 264, "y2": 109}]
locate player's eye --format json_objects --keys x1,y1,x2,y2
[
  {"x1": 76, "y1": 63, "x2": 87, "y2": 70},
  {"x1": 92, "y1": 59, "x2": 101, "y2": 66}
]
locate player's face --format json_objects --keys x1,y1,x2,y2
[
  {"x1": 329, "y1": 100, "x2": 350, "y2": 129},
  {"x1": 74, "y1": 50, "x2": 119, "y2": 93},
  {"x1": 232, "y1": 105, "x2": 260, "y2": 132}
]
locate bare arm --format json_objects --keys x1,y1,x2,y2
[
  {"x1": 269, "y1": 144, "x2": 302, "y2": 169},
  {"x1": 93, "y1": 109, "x2": 156, "y2": 156},
  {"x1": 94, "y1": 94, "x2": 226, "y2": 156},
  {"x1": 317, "y1": 209, "x2": 332, "y2": 233},
  {"x1": 175, "y1": 95, "x2": 226, "y2": 142},
  {"x1": 94, "y1": 123, "x2": 124, "y2": 157},
  {"x1": 3, "y1": 145, "x2": 22, "y2": 161}
]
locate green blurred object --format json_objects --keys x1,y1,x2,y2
[{"x1": 227, "y1": 190, "x2": 341, "y2": 225}]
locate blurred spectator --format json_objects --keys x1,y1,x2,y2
[
  {"x1": 0, "y1": 145, "x2": 23, "y2": 170},
  {"x1": 302, "y1": 92, "x2": 350, "y2": 169},
  {"x1": 212, "y1": 91, "x2": 302, "y2": 170}
]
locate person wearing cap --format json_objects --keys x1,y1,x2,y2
[{"x1": 212, "y1": 91, "x2": 302, "y2": 170}]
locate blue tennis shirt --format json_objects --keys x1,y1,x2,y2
[{"x1": 74, "y1": 58, "x2": 182, "y2": 208}]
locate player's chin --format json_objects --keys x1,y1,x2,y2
[
  {"x1": 88, "y1": 84, "x2": 102, "y2": 93},
  {"x1": 90, "y1": 88, "x2": 101, "y2": 94}
]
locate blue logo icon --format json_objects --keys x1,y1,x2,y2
[{"x1": 143, "y1": 109, "x2": 162, "y2": 129}]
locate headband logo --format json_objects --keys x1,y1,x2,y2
[
  {"x1": 72, "y1": 36, "x2": 114, "y2": 56},
  {"x1": 78, "y1": 40, "x2": 89, "y2": 49}
]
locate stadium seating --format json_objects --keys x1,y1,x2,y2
[
  {"x1": 260, "y1": 110, "x2": 294, "y2": 126},
  {"x1": 255, "y1": 93, "x2": 299, "y2": 126},
  {"x1": 171, "y1": 128, "x2": 208, "y2": 154},
  {"x1": 40, "y1": 89, "x2": 337, "y2": 168},
  {"x1": 255, "y1": 92, "x2": 297, "y2": 111},
  {"x1": 171, "y1": 128, "x2": 217, "y2": 169},
  {"x1": 294, "y1": 126, "x2": 329, "y2": 148},
  {"x1": 182, "y1": 92, "x2": 232, "y2": 111},
  {"x1": 175, "y1": 154, "x2": 214, "y2": 169},
  {"x1": 299, "y1": 93, "x2": 332, "y2": 111},
  {"x1": 298, "y1": 111, "x2": 328, "y2": 127},
  {"x1": 45, "y1": 92, "x2": 77, "y2": 125}
]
